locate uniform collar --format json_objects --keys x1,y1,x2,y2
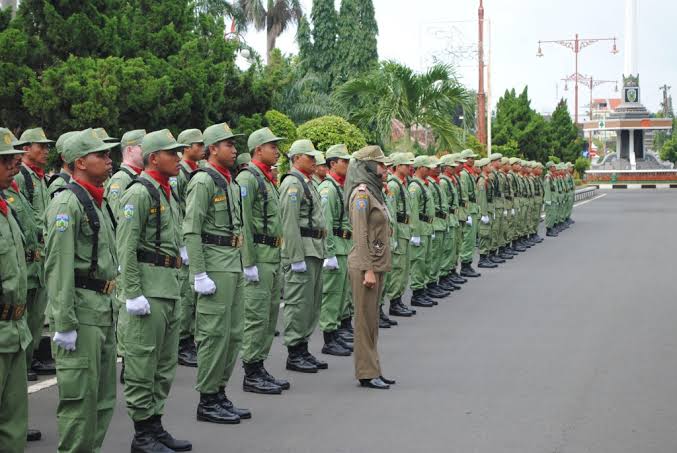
[
  {"x1": 24, "y1": 162, "x2": 45, "y2": 180},
  {"x1": 74, "y1": 178, "x2": 104, "y2": 208},
  {"x1": 144, "y1": 170, "x2": 171, "y2": 200}
]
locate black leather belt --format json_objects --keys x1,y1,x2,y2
[
  {"x1": 25, "y1": 249, "x2": 42, "y2": 263},
  {"x1": 300, "y1": 227, "x2": 326, "y2": 239},
  {"x1": 396, "y1": 213, "x2": 409, "y2": 224},
  {"x1": 0, "y1": 304, "x2": 26, "y2": 321},
  {"x1": 253, "y1": 234, "x2": 281, "y2": 247},
  {"x1": 419, "y1": 214, "x2": 433, "y2": 223},
  {"x1": 332, "y1": 228, "x2": 352, "y2": 240},
  {"x1": 137, "y1": 251, "x2": 182, "y2": 269},
  {"x1": 435, "y1": 212, "x2": 447, "y2": 220},
  {"x1": 74, "y1": 276, "x2": 116, "y2": 295},
  {"x1": 202, "y1": 233, "x2": 239, "y2": 247}
]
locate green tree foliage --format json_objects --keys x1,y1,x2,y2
[
  {"x1": 549, "y1": 99, "x2": 582, "y2": 163},
  {"x1": 574, "y1": 156, "x2": 590, "y2": 177},
  {"x1": 264, "y1": 109, "x2": 296, "y2": 153},
  {"x1": 659, "y1": 135, "x2": 677, "y2": 164},
  {"x1": 297, "y1": 115, "x2": 366, "y2": 153},
  {"x1": 493, "y1": 87, "x2": 551, "y2": 162},
  {"x1": 309, "y1": 0, "x2": 338, "y2": 79},
  {"x1": 335, "y1": 0, "x2": 378, "y2": 84},
  {"x1": 0, "y1": 26, "x2": 38, "y2": 130}
]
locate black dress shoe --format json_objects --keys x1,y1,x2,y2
[
  {"x1": 379, "y1": 306, "x2": 398, "y2": 326},
  {"x1": 243, "y1": 362, "x2": 283, "y2": 394},
  {"x1": 31, "y1": 358, "x2": 56, "y2": 375},
  {"x1": 178, "y1": 338, "x2": 198, "y2": 367},
  {"x1": 302, "y1": 344, "x2": 328, "y2": 369},
  {"x1": 27, "y1": 370, "x2": 37, "y2": 382},
  {"x1": 151, "y1": 415, "x2": 192, "y2": 451},
  {"x1": 261, "y1": 364, "x2": 290, "y2": 390},
  {"x1": 359, "y1": 378, "x2": 390, "y2": 389},
  {"x1": 379, "y1": 375, "x2": 396, "y2": 385},
  {"x1": 27, "y1": 429, "x2": 41, "y2": 442},
  {"x1": 219, "y1": 390, "x2": 252, "y2": 420},
  {"x1": 322, "y1": 331, "x2": 351, "y2": 356},
  {"x1": 196, "y1": 393, "x2": 240, "y2": 424}
]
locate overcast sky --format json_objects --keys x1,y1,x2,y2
[{"x1": 242, "y1": 0, "x2": 675, "y2": 118}]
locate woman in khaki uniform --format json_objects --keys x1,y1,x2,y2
[{"x1": 344, "y1": 146, "x2": 394, "y2": 390}]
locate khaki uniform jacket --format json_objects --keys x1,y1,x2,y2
[{"x1": 347, "y1": 185, "x2": 392, "y2": 273}]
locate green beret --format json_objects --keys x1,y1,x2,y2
[
  {"x1": 203, "y1": 122, "x2": 242, "y2": 147},
  {"x1": 177, "y1": 129, "x2": 204, "y2": 145},
  {"x1": 141, "y1": 129, "x2": 186, "y2": 157},
  {"x1": 63, "y1": 128, "x2": 118, "y2": 164},
  {"x1": 0, "y1": 128, "x2": 26, "y2": 155},
  {"x1": 120, "y1": 129, "x2": 146, "y2": 148},
  {"x1": 248, "y1": 127, "x2": 284, "y2": 152}
]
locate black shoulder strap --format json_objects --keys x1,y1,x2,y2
[
  {"x1": 195, "y1": 167, "x2": 233, "y2": 228},
  {"x1": 283, "y1": 172, "x2": 314, "y2": 230},
  {"x1": 440, "y1": 176, "x2": 456, "y2": 206},
  {"x1": 324, "y1": 177, "x2": 345, "y2": 227},
  {"x1": 119, "y1": 166, "x2": 136, "y2": 180},
  {"x1": 241, "y1": 167, "x2": 269, "y2": 235},
  {"x1": 47, "y1": 172, "x2": 71, "y2": 188},
  {"x1": 429, "y1": 179, "x2": 442, "y2": 208},
  {"x1": 410, "y1": 179, "x2": 428, "y2": 213},
  {"x1": 19, "y1": 166, "x2": 34, "y2": 205},
  {"x1": 180, "y1": 165, "x2": 192, "y2": 180},
  {"x1": 64, "y1": 183, "x2": 101, "y2": 277},
  {"x1": 129, "y1": 178, "x2": 162, "y2": 252},
  {"x1": 389, "y1": 176, "x2": 407, "y2": 216}
]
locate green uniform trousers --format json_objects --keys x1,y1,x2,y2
[
  {"x1": 491, "y1": 211, "x2": 502, "y2": 251},
  {"x1": 385, "y1": 238, "x2": 410, "y2": 300},
  {"x1": 123, "y1": 297, "x2": 180, "y2": 422},
  {"x1": 179, "y1": 265, "x2": 196, "y2": 341},
  {"x1": 25, "y1": 286, "x2": 47, "y2": 366},
  {"x1": 114, "y1": 286, "x2": 126, "y2": 357},
  {"x1": 460, "y1": 218, "x2": 477, "y2": 264},
  {"x1": 283, "y1": 257, "x2": 322, "y2": 348},
  {"x1": 242, "y1": 262, "x2": 280, "y2": 364},
  {"x1": 478, "y1": 218, "x2": 492, "y2": 255},
  {"x1": 196, "y1": 271, "x2": 243, "y2": 394},
  {"x1": 545, "y1": 203, "x2": 556, "y2": 228},
  {"x1": 430, "y1": 232, "x2": 444, "y2": 283},
  {"x1": 51, "y1": 323, "x2": 116, "y2": 453},
  {"x1": 409, "y1": 235, "x2": 431, "y2": 290},
  {"x1": 320, "y1": 255, "x2": 350, "y2": 333},
  {"x1": 0, "y1": 348, "x2": 27, "y2": 453},
  {"x1": 441, "y1": 226, "x2": 459, "y2": 274}
]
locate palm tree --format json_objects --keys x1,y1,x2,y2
[
  {"x1": 334, "y1": 61, "x2": 473, "y2": 152},
  {"x1": 237, "y1": 0, "x2": 303, "y2": 62}
]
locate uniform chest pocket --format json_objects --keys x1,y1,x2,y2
[
  {"x1": 0, "y1": 238, "x2": 9, "y2": 255},
  {"x1": 213, "y1": 201, "x2": 230, "y2": 228}
]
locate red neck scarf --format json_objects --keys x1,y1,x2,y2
[
  {"x1": 416, "y1": 175, "x2": 429, "y2": 186},
  {"x1": 210, "y1": 162, "x2": 232, "y2": 183},
  {"x1": 25, "y1": 162, "x2": 45, "y2": 180},
  {"x1": 396, "y1": 172, "x2": 407, "y2": 184},
  {"x1": 295, "y1": 167, "x2": 313, "y2": 180},
  {"x1": 10, "y1": 181, "x2": 19, "y2": 192},
  {"x1": 74, "y1": 178, "x2": 104, "y2": 208},
  {"x1": 145, "y1": 170, "x2": 171, "y2": 199},
  {"x1": 463, "y1": 163, "x2": 475, "y2": 174},
  {"x1": 252, "y1": 159, "x2": 276, "y2": 185},
  {"x1": 431, "y1": 175, "x2": 441, "y2": 184},
  {"x1": 125, "y1": 164, "x2": 143, "y2": 175},
  {"x1": 0, "y1": 197, "x2": 7, "y2": 217},
  {"x1": 183, "y1": 159, "x2": 199, "y2": 172},
  {"x1": 329, "y1": 171, "x2": 346, "y2": 187}
]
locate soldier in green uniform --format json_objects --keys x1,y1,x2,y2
[
  {"x1": 174, "y1": 129, "x2": 204, "y2": 368},
  {"x1": 458, "y1": 149, "x2": 481, "y2": 277},
  {"x1": 14, "y1": 127, "x2": 55, "y2": 379},
  {"x1": 47, "y1": 131, "x2": 79, "y2": 197},
  {"x1": 408, "y1": 156, "x2": 444, "y2": 307},
  {"x1": 565, "y1": 163, "x2": 575, "y2": 226},
  {"x1": 318, "y1": 144, "x2": 354, "y2": 355},
  {"x1": 378, "y1": 154, "x2": 399, "y2": 328},
  {"x1": 487, "y1": 153, "x2": 506, "y2": 264},
  {"x1": 506, "y1": 157, "x2": 526, "y2": 253},
  {"x1": 311, "y1": 151, "x2": 327, "y2": 188},
  {"x1": 544, "y1": 161, "x2": 557, "y2": 237},
  {"x1": 427, "y1": 157, "x2": 456, "y2": 292},
  {"x1": 117, "y1": 130, "x2": 191, "y2": 453},
  {"x1": 183, "y1": 123, "x2": 250, "y2": 424},
  {"x1": 439, "y1": 155, "x2": 465, "y2": 287},
  {"x1": 0, "y1": 130, "x2": 30, "y2": 453},
  {"x1": 235, "y1": 153, "x2": 251, "y2": 175},
  {"x1": 105, "y1": 129, "x2": 146, "y2": 383},
  {"x1": 384, "y1": 153, "x2": 416, "y2": 316},
  {"x1": 477, "y1": 158, "x2": 498, "y2": 269},
  {"x1": 44, "y1": 129, "x2": 119, "y2": 453},
  {"x1": 279, "y1": 139, "x2": 328, "y2": 373},
  {"x1": 237, "y1": 127, "x2": 289, "y2": 394}
]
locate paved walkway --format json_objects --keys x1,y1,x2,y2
[{"x1": 26, "y1": 190, "x2": 677, "y2": 453}]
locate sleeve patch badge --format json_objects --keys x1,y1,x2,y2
[
  {"x1": 169, "y1": 177, "x2": 178, "y2": 188},
  {"x1": 288, "y1": 187, "x2": 299, "y2": 202},
  {"x1": 354, "y1": 194, "x2": 368, "y2": 211},
  {"x1": 55, "y1": 214, "x2": 70, "y2": 232},
  {"x1": 123, "y1": 204, "x2": 135, "y2": 220},
  {"x1": 109, "y1": 183, "x2": 120, "y2": 197},
  {"x1": 240, "y1": 186, "x2": 247, "y2": 198}
]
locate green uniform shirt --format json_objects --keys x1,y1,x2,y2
[
  {"x1": 279, "y1": 168, "x2": 327, "y2": 265},
  {"x1": 386, "y1": 174, "x2": 412, "y2": 240},
  {"x1": 117, "y1": 173, "x2": 182, "y2": 301},
  {"x1": 236, "y1": 162, "x2": 282, "y2": 267},
  {"x1": 14, "y1": 163, "x2": 49, "y2": 233},
  {"x1": 460, "y1": 168, "x2": 479, "y2": 217},
  {"x1": 105, "y1": 164, "x2": 138, "y2": 217},
  {"x1": 427, "y1": 177, "x2": 448, "y2": 232},
  {"x1": 318, "y1": 174, "x2": 352, "y2": 257},
  {"x1": 183, "y1": 163, "x2": 243, "y2": 274},
  {"x1": 0, "y1": 205, "x2": 30, "y2": 353},
  {"x1": 47, "y1": 173, "x2": 70, "y2": 198},
  {"x1": 45, "y1": 182, "x2": 118, "y2": 332},
  {"x1": 439, "y1": 174, "x2": 460, "y2": 227},
  {"x1": 478, "y1": 174, "x2": 489, "y2": 216},
  {"x1": 408, "y1": 176, "x2": 434, "y2": 237},
  {"x1": 3, "y1": 185, "x2": 43, "y2": 289}
]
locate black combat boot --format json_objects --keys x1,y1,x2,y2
[
  {"x1": 337, "y1": 318, "x2": 354, "y2": 342},
  {"x1": 334, "y1": 331, "x2": 353, "y2": 351},
  {"x1": 150, "y1": 415, "x2": 192, "y2": 451},
  {"x1": 219, "y1": 387, "x2": 252, "y2": 419},
  {"x1": 131, "y1": 418, "x2": 175, "y2": 453},
  {"x1": 389, "y1": 296, "x2": 413, "y2": 317},
  {"x1": 286, "y1": 344, "x2": 318, "y2": 373},
  {"x1": 243, "y1": 362, "x2": 283, "y2": 394},
  {"x1": 196, "y1": 393, "x2": 240, "y2": 424},
  {"x1": 411, "y1": 289, "x2": 434, "y2": 307},
  {"x1": 478, "y1": 254, "x2": 497, "y2": 268},
  {"x1": 512, "y1": 241, "x2": 527, "y2": 252},
  {"x1": 449, "y1": 270, "x2": 467, "y2": 284},
  {"x1": 301, "y1": 342, "x2": 328, "y2": 369},
  {"x1": 31, "y1": 358, "x2": 55, "y2": 375},
  {"x1": 532, "y1": 233, "x2": 544, "y2": 243},
  {"x1": 426, "y1": 284, "x2": 449, "y2": 299},
  {"x1": 322, "y1": 331, "x2": 351, "y2": 356},
  {"x1": 460, "y1": 262, "x2": 481, "y2": 277},
  {"x1": 380, "y1": 306, "x2": 398, "y2": 326},
  {"x1": 261, "y1": 363, "x2": 290, "y2": 390},
  {"x1": 441, "y1": 275, "x2": 462, "y2": 290},
  {"x1": 178, "y1": 337, "x2": 198, "y2": 367},
  {"x1": 26, "y1": 429, "x2": 41, "y2": 442},
  {"x1": 546, "y1": 227, "x2": 558, "y2": 237},
  {"x1": 498, "y1": 246, "x2": 514, "y2": 260},
  {"x1": 490, "y1": 252, "x2": 506, "y2": 264}
]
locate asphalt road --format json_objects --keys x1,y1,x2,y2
[{"x1": 26, "y1": 190, "x2": 677, "y2": 453}]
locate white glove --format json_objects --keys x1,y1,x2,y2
[
  {"x1": 410, "y1": 236, "x2": 422, "y2": 247},
  {"x1": 545, "y1": 201, "x2": 552, "y2": 206},
  {"x1": 194, "y1": 272, "x2": 217, "y2": 295},
  {"x1": 179, "y1": 246, "x2": 189, "y2": 265},
  {"x1": 126, "y1": 295, "x2": 151, "y2": 316},
  {"x1": 503, "y1": 210, "x2": 508, "y2": 217},
  {"x1": 431, "y1": 233, "x2": 436, "y2": 240},
  {"x1": 53, "y1": 330, "x2": 77, "y2": 351},
  {"x1": 511, "y1": 208, "x2": 516, "y2": 215},
  {"x1": 323, "y1": 256, "x2": 339, "y2": 270},
  {"x1": 481, "y1": 215, "x2": 490, "y2": 224},
  {"x1": 291, "y1": 261, "x2": 307, "y2": 273},
  {"x1": 466, "y1": 216, "x2": 473, "y2": 226},
  {"x1": 243, "y1": 266, "x2": 259, "y2": 282}
]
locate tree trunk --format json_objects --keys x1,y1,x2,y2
[{"x1": 266, "y1": 20, "x2": 283, "y2": 63}]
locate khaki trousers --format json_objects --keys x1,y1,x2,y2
[{"x1": 349, "y1": 268, "x2": 384, "y2": 380}]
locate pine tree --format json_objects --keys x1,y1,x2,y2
[
  {"x1": 549, "y1": 99, "x2": 581, "y2": 163},
  {"x1": 335, "y1": 0, "x2": 378, "y2": 85}
]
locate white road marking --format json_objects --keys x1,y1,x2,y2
[{"x1": 574, "y1": 193, "x2": 607, "y2": 208}]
